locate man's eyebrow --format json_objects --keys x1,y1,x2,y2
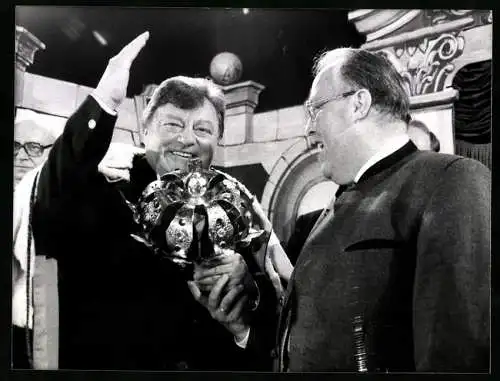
[
  {"x1": 194, "y1": 120, "x2": 215, "y2": 127},
  {"x1": 164, "y1": 113, "x2": 184, "y2": 121}
]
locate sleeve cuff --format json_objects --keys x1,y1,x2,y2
[
  {"x1": 90, "y1": 93, "x2": 118, "y2": 116},
  {"x1": 234, "y1": 327, "x2": 251, "y2": 349}
]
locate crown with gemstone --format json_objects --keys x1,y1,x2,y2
[{"x1": 126, "y1": 159, "x2": 265, "y2": 267}]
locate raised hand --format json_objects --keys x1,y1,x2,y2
[
  {"x1": 250, "y1": 197, "x2": 293, "y2": 297},
  {"x1": 93, "y1": 31, "x2": 150, "y2": 111},
  {"x1": 193, "y1": 252, "x2": 256, "y2": 295},
  {"x1": 98, "y1": 142, "x2": 146, "y2": 182}
]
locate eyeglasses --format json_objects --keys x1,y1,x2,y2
[
  {"x1": 304, "y1": 90, "x2": 357, "y2": 122},
  {"x1": 14, "y1": 141, "x2": 53, "y2": 158}
]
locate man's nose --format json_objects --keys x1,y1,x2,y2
[
  {"x1": 15, "y1": 147, "x2": 32, "y2": 161},
  {"x1": 179, "y1": 127, "x2": 196, "y2": 145},
  {"x1": 305, "y1": 119, "x2": 321, "y2": 148},
  {"x1": 305, "y1": 117, "x2": 315, "y2": 136}
]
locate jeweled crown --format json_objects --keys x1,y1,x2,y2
[{"x1": 126, "y1": 159, "x2": 264, "y2": 267}]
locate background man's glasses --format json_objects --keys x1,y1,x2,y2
[
  {"x1": 305, "y1": 90, "x2": 357, "y2": 122},
  {"x1": 14, "y1": 141, "x2": 53, "y2": 158}
]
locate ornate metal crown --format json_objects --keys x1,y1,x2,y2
[{"x1": 125, "y1": 159, "x2": 264, "y2": 268}]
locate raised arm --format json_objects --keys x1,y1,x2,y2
[{"x1": 35, "y1": 31, "x2": 149, "y2": 209}]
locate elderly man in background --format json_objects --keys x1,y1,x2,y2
[
  {"x1": 201, "y1": 47, "x2": 490, "y2": 373},
  {"x1": 13, "y1": 118, "x2": 58, "y2": 368},
  {"x1": 14, "y1": 31, "x2": 286, "y2": 370},
  {"x1": 14, "y1": 119, "x2": 56, "y2": 185}
]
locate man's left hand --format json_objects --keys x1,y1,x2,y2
[
  {"x1": 188, "y1": 274, "x2": 250, "y2": 340},
  {"x1": 193, "y1": 252, "x2": 257, "y2": 296}
]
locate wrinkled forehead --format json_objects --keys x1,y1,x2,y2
[
  {"x1": 150, "y1": 99, "x2": 221, "y2": 136},
  {"x1": 309, "y1": 70, "x2": 342, "y2": 105},
  {"x1": 153, "y1": 98, "x2": 215, "y2": 117},
  {"x1": 309, "y1": 59, "x2": 345, "y2": 102}
]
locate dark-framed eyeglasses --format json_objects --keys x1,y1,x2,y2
[
  {"x1": 304, "y1": 90, "x2": 357, "y2": 122},
  {"x1": 14, "y1": 141, "x2": 53, "y2": 158}
]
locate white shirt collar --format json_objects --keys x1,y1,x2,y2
[{"x1": 353, "y1": 135, "x2": 410, "y2": 183}]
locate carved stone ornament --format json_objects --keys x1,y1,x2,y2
[
  {"x1": 425, "y1": 9, "x2": 492, "y2": 28},
  {"x1": 15, "y1": 26, "x2": 45, "y2": 71},
  {"x1": 391, "y1": 32, "x2": 465, "y2": 95}
]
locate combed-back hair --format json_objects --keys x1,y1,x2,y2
[{"x1": 312, "y1": 48, "x2": 410, "y2": 122}]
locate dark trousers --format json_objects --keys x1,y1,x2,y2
[{"x1": 12, "y1": 325, "x2": 33, "y2": 369}]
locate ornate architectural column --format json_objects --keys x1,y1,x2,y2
[
  {"x1": 348, "y1": 9, "x2": 492, "y2": 154},
  {"x1": 219, "y1": 80, "x2": 265, "y2": 146},
  {"x1": 15, "y1": 26, "x2": 45, "y2": 107}
]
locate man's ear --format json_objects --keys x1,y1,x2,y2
[{"x1": 352, "y1": 89, "x2": 372, "y2": 121}]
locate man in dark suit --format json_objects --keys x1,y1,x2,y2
[
  {"x1": 198, "y1": 47, "x2": 490, "y2": 372},
  {"x1": 284, "y1": 210, "x2": 321, "y2": 266},
  {"x1": 27, "y1": 32, "x2": 277, "y2": 370}
]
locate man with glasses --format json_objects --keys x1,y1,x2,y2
[
  {"x1": 203, "y1": 47, "x2": 490, "y2": 372},
  {"x1": 13, "y1": 118, "x2": 57, "y2": 368},
  {"x1": 14, "y1": 119, "x2": 55, "y2": 185}
]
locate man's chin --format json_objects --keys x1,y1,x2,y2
[{"x1": 14, "y1": 167, "x2": 31, "y2": 181}]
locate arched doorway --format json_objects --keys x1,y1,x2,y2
[{"x1": 267, "y1": 147, "x2": 337, "y2": 243}]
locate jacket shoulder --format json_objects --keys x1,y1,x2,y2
[{"x1": 407, "y1": 152, "x2": 490, "y2": 180}]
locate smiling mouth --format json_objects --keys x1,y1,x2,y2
[{"x1": 170, "y1": 151, "x2": 197, "y2": 159}]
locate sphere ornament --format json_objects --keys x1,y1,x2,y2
[
  {"x1": 209, "y1": 52, "x2": 243, "y2": 86},
  {"x1": 126, "y1": 159, "x2": 265, "y2": 271}
]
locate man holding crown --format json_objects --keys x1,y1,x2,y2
[{"x1": 14, "y1": 31, "x2": 291, "y2": 370}]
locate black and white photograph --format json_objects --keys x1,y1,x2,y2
[{"x1": 12, "y1": 7, "x2": 492, "y2": 373}]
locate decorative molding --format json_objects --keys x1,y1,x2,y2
[
  {"x1": 367, "y1": 10, "x2": 421, "y2": 42},
  {"x1": 424, "y1": 9, "x2": 492, "y2": 28},
  {"x1": 350, "y1": 10, "x2": 491, "y2": 48},
  {"x1": 361, "y1": 17, "x2": 473, "y2": 51},
  {"x1": 15, "y1": 26, "x2": 46, "y2": 71},
  {"x1": 395, "y1": 32, "x2": 465, "y2": 95},
  {"x1": 409, "y1": 88, "x2": 459, "y2": 110},
  {"x1": 222, "y1": 80, "x2": 265, "y2": 111},
  {"x1": 425, "y1": 9, "x2": 474, "y2": 25},
  {"x1": 348, "y1": 10, "x2": 421, "y2": 42}
]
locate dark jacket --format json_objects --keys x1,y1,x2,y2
[
  {"x1": 32, "y1": 96, "x2": 276, "y2": 370},
  {"x1": 251, "y1": 142, "x2": 491, "y2": 372},
  {"x1": 284, "y1": 210, "x2": 322, "y2": 266}
]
